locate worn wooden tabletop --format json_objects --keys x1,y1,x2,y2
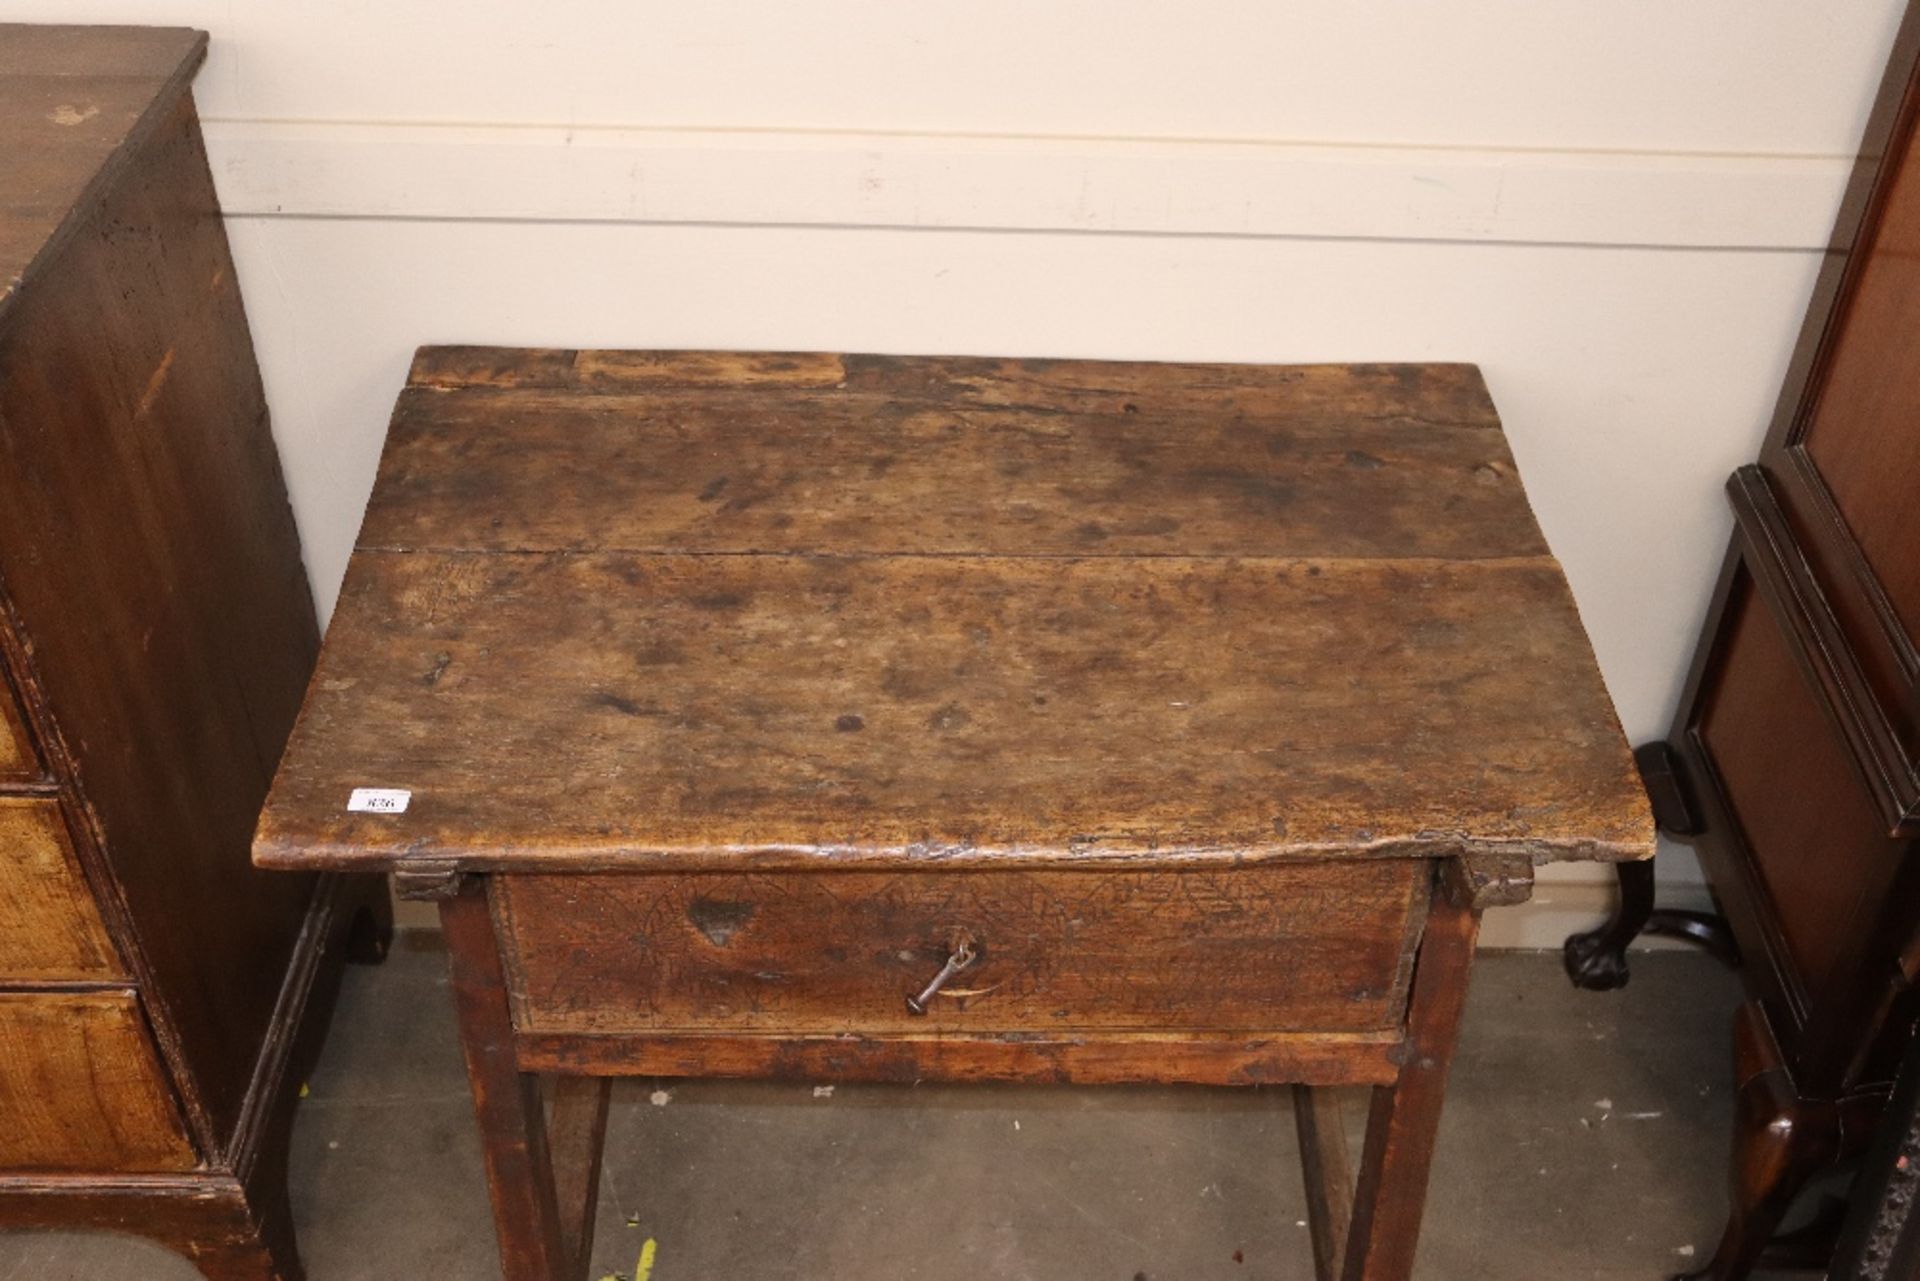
[{"x1": 254, "y1": 350, "x2": 1651, "y2": 875}]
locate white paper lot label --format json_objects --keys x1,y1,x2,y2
[{"x1": 347, "y1": 787, "x2": 411, "y2": 815}]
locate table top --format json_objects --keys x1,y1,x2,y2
[
  {"x1": 254, "y1": 349, "x2": 1652, "y2": 876},
  {"x1": 0, "y1": 25, "x2": 205, "y2": 322}
]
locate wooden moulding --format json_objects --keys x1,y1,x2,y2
[{"x1": 0, "y1": 1173, "x2": 294, "y2": 1281}]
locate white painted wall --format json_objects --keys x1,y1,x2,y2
[{"x1": 3, "y1": 2, "x2": 1905, "y2": 942}]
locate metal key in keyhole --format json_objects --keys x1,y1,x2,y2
[{"x1": 905, "y1": 940, "x2": 977, "y2": 1015}]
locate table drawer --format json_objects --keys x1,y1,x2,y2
[
  {"x1": 496, "y1": 862, "x2": 1429, "y2": 1036},
  {"x1": 0, "y1": 675, "x2": 37, "y2": 783},
  {"x1": 0, "y1": 797, "x2": 122, "y2": 981},
  {"x1": 0, "y1": 991, "x2": 196, "y2": 1172}
]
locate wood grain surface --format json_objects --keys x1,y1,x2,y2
[
  {"x1": 0, "y1": 51, "x2": 321, "y2": 1139},
  {"x1": 0, "y1": 25, "x2": 205, "y2": 318},
  {"x1": 256, "y1": 351, "x2": 1650, "y2": 876},
  {"x1": 0, "y1": 673, "x2": 35, "y2": 780},
  {"x1": 0, "y1": 991, "x2": 194, "y2": 1172},
  {"x1": 496, "y1": 861, "x2": 1425, "y2": 1035},
  {"x1": 261, "y1": 550, "x2": 1644, "y2": 872},
  {"x1": 366, "y1": 356, "x2": 1539, "y2": 561},
  {"x1": 0, "y1": 798, "x2": 122, "y2": 981},
  {"x1": 514, "y1": 1027, "x2": 1406, "y2": 1087},
  {"x1": 1699, "y1": 581, "x2": 1902, "y2": 1018}
]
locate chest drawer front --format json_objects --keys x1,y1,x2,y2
[
  {"x1": 0, "y1": 677, "x2": 37, "y2": 783},
  {"x1": 496, "y1": 862, "x2": 1428, "y2": 1036},
  {"x1": 0, "y1": 991, "x2": 196, "y2": 1172},
  {"x1": 0, "y1": 797, "x2": 122, "y2": 980}
]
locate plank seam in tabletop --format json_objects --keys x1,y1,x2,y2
[
  {"x1": 350, "y1": 547, "x2": 1564, "y2": 564},
  {"x1": 396, "y1": 385, "x2": 1507, "y2": 430}
]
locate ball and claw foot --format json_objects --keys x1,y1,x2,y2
[
  {"x1": 1564, "y1": 927, "x2": 1634, "y2": 990},
  {"x1": 1563, "y1": 858, "x2": 1655, "y2": 990},
  {"x1": 1563, "y1": 857, "x2": 1739, "y2": 991}
]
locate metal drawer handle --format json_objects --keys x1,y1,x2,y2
[{"x1": 905, "y1": 940, "x2": 977, "y2": 1015}]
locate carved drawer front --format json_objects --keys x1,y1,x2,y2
[
  {"x1": 495, "y1": 862, "x2": 1429, "y2": 1036},
  {"x1": 0, "y1": 676, "x2": 37, "y2": 783},
  {"x1": 0, "y1": 991, "x2": 196, "y2": 1172},
  {"x1": 0, "y1": 797, "x2": 122, "y2": 981}
]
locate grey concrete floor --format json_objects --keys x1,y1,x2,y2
[{"x1": 1, "y1": 943, "x2": 1795, "y2": 1280}]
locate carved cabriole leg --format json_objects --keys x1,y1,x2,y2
[
  {"x1": 1565, "y1": 742, "x2": 1738, "y2": 990},
  {"x1": 1564, "y1": 858, "x2": 1741, "y2": 990},
  {"x1": 1337, "y1": 860, "x2": 1490, "y2": 1281},
  {"x1": 1679, "y1": 1002, "x2": 1840, "y2": 1281},
  {"x1": 427, "y1": 872, "x2": 583, "y2": 1281},
  {"x1": 1563, "y1": 858, "x2": 1656, "y2": 990}
]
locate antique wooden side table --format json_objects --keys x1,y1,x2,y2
[{"x1": 254, "y1": 349, "x2": 1651, "y2": 1281}]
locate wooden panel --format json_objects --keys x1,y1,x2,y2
[
  {"x1": 0, "y1": 991, "x2": 195, "y2": 1172},
  {"x1": 1802, "y1": 117, "x2": 1920, "y2": 644},
  {"x1": 498, "y1": 863, "x2": 1425, "y2": 1035},
  {"x1": 1729, "y1": 465, "x2": 1918, "y2": 833},
  {"x1": 0, "y1": 797, "x2": 120, "y2": 980},
  {"x1": 257, "y1": 551, "x2": 1649, "y2": 874},
  {"x1": 0, "y1": 87, "x2": 320, "y2": 1138},
  {"x1": 1698, "y1": 584, "x2": 1903, "y2": 1000},
  {"x1": 0, "y1": 670, "x2": 36, "y2": 782},
  {"x1": 367, "y1": 357, "x2": 1541, "y2": 560}
]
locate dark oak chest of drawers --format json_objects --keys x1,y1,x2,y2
[{"x1": 0, "y1": 24, "x2": 384, "y2": 1281}]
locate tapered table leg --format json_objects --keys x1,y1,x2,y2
[
  {"x1": 440, "y1": 879, "x2": 579, "y2": 1281},
  {"x1": 1340, "y1": 887, "x2": 1481, "y2": 1281}
]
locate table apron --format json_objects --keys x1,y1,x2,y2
[{"x1": 510, "y1": 1028, "x2": 1407, "y2": 1087}]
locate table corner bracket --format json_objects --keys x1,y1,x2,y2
[
  {"x1": 391, "y1": 862, "x2": 474, "y2": 901},
  {"x1": 1445, "y1": 852, "x2": 1535, "y2": 910}
]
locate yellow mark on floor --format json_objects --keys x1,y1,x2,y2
[{"x1": 636, "y1": 1237, "x2": 658, "y2": 1281}]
